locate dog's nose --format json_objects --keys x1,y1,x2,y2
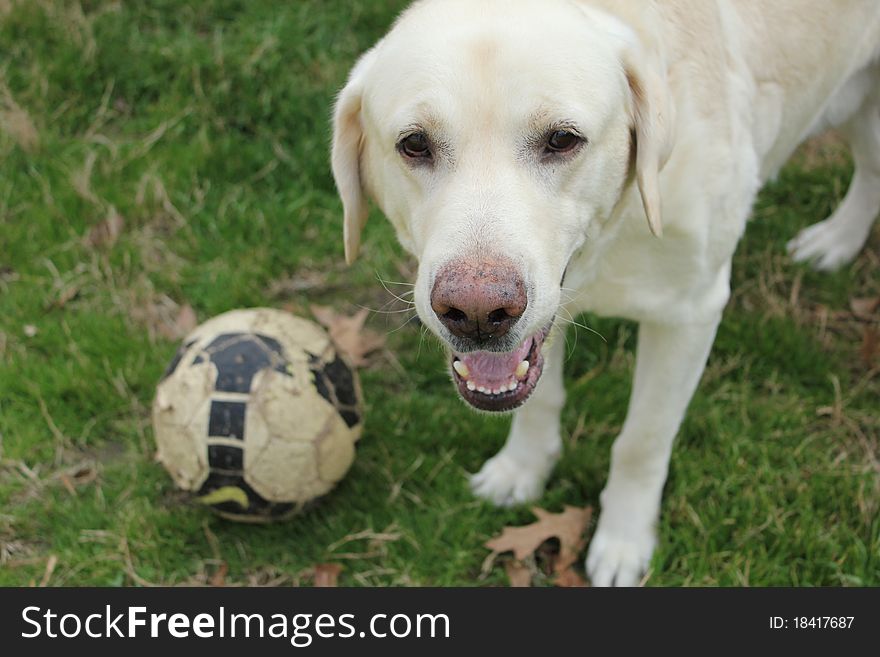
[{"x1": 430, "y1": 258, "x2": 527, "y2": 343}]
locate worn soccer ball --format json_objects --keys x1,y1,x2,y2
[{"x1": 152, "y1": 308, "x2": 363, "y2": 522}]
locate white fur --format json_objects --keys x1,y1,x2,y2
[{"x1": 332, "y1": 0, "x2": 880, "y2": 585}]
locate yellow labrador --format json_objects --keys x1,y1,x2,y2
[{"x1": 331, "y1": 0, "x2": 880, "y2": 585}]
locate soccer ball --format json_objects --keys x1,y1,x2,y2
[{"x1": 151, "y1": 308, "x2": 363, "y2": 522}]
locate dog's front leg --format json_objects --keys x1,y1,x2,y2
[
  {"x1": 470, "y1": 333, "x2": 567, "y2": 507},
  {"x1": 587, "y1": 317, "x2": 720, "y2": 586}
]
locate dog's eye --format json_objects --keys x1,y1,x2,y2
[
  {"x1": 399, "y1": 132, "x2": 432, "y2": 159},
  {"x1": 545, "y1": 130, "x2": 582, "y2": 154}
]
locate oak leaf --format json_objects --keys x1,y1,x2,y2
[
  {"x1": 503, "y1": 559, "x2": 533, "y2": 587},
  {"x1": 157, "y1": 302, "x2": 197, "y2": 340},
  {"x1": 311, "y1": 305, "x2": 385, "y2": 367},
  {"x1": 484, "y1": 505, "x2": 592, "y2": 587}
]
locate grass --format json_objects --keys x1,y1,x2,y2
[{"x1": 0, "y1": 0, "x2": 878, "y2": 587}]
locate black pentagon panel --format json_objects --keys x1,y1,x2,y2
[
  {"x1": 212, "y1": 338, "x2": 270, "y2": 392},
  {"x1": 308, "y1": 353, "x2": 361, "y2": 428},
  {"x1": 201, "y1": 333, "x2": 291, "y2": 393},
  {"x1": 207, "y1": 444, "x2": 243, "y2": 472},
  {"x1": 310, "y1": 369, "x2": 334, "y2": 407},
  {"x1": 253, "y1": 334, "x2": 287, "y2": 363},
  {"x1": 208, "y1": 400, "x2": 246, "y2": 440},
  {"x1": 324, "y1": 356, "x2": 358, "y2": 407},
  {"x1": 308, "y1": 354, "x2": 357, "y2": 403},
  {"x1": 162, "y1": 339, "x2": 197, "y2": 380},
  {"x1": 339, "y1": 409, "x2": 361, "y2": 429}
]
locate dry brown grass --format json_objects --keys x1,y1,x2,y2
[{"x1": 0, "y1": 79, "x2": 40, "y2": 152}]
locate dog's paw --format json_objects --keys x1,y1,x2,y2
[
  {"x1": 787, "y1": 218, "x2": 869, "y2": 271},
  {"x1": 470, "y1": 452, "x2": 548, "y2": 507},
  {"x1": 586, "y1": 524, "x2": 656, "y2": 587}
]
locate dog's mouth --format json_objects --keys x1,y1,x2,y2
[{"x1": 449, "y1": 325, "x2": 550, "y2": 412}]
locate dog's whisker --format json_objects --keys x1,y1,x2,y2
[
  {"x1": 560, "y1": 325, "x2": 576, "y2": 363},
  {"x1": 379, "y1": 291, "x2": 418, "y2": 306},
  {"x1": 560, "y1": 286, "x2": 587, "y2": 307},
  {"x1": 375, "y1": 273, "x2": 418, "y2": 306},
  {"x1": 416, "y1": 323, "x2": 431, "y2": 360},
  {"x1": 556, "y1": 309, "x2": 607, "y2": 343},
  {"x1": 385, "y1": 311, "x2": 420, "y2": 334},
  {"x1": 558, "y1": 308, "x2": 580, "y2": 361},
  {"x1": 356, "y1": 293, "x2": 416, "y2": 314},
  {"x1": 358, "y1": 304, "x2": 416, "y2": 315},
  {"x1": 375, "y1": 276, "x2": 415, "y2": 287}
]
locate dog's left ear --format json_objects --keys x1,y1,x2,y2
[
  {"x1": 331, "y1": 48, "x2": 378, "y2": 265},
  {"x1": 623, "y1": 42, "x2": 675, "y2": 237}
]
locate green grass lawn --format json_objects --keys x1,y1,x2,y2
[{"x1": 1, "y1": 0, "x2": 877, "y2": 587}]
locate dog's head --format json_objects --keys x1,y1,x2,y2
[{"x1": 331, "y1": 0, "x2": 673, "y2": 412}]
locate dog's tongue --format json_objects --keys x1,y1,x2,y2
[{"x1": 456, "y1": 337, "x2": 532, "y2": 390}]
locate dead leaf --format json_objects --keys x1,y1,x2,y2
[
  {"x1": 53, "y1": 461, "x2": 98, "y2": 497},
  {"x1": 157, "y1": 303, "x2": 197, "y2": 340},
  {"x1": 851, "y1": 297, "x2": 880, "y2": 318},
  {"x1": 553, "y1": 567, "x2": 588, "y2": 588},
  {"x1": 59, "y1": 474, "x2": 77, "y2": 497},
  {"x1": 503, "y1": 559, "x2": 532, "y2": 587},
  {"x1": 209, "y1": 562, "x2": 228, "y2": 587},
  {"x1": 70, "y1": 462, "x2": 98, "y2": 486},
  {"x1": 174, "y1": 303, "x2": 198, "y2": 334},
  {"x1": 484, "y1": 505, "x2": 592, "y2": 588},
  {"x1": 130, "y1": 293, "x2": 197, "y2": 342},
  {"x1": 311, "y1": 306, "x2": 385, "y2": 367},
  {"x1": 485, "y1": 505, "x2": 591, "y2": 564},
  {"x1": 313, "y1": 563, "x2": 343, "y2": 587},
  {"x1": 23, "y1": 324, "x2": 37, "y2": 338},
  {"x1": 48, "y1": 285, "x2": 80, "y2": 310},
  {"x1": 84, "y1": 207, "x2": 125, "y2": 248}
]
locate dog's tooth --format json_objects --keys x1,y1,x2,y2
[
  {"x1": 477, "y1": 386, "x2": 488, "y2": 394},
  {"x1": 466, "y1": 380, "x2": 476, "y2": 392},
  {"x1": 498, "y1": 384, "x2": 508, "y2": 393},
  {"x1": 492, "y1": 387, "x2": 501, "y2": 395},
  {"x1": 508, "y1": 379, "x2": 518, "y2": 390},
  {"x1": 515, "y1": 360, "x2": 530, "y2": 380},
  {"x1": 453, "y1": 360, "x2": 470, "y2": 379}
]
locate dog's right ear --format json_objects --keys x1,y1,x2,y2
[
  {"x1": 331, "y1": 49, "x2": 378, "y2": 265},
  {"x1": 623, "y1": 40, "x2": 675, "y2": 238}
]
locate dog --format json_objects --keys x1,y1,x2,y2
[{"x1": 331, "y1": 0, "x2": 880, "y2": 585}]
